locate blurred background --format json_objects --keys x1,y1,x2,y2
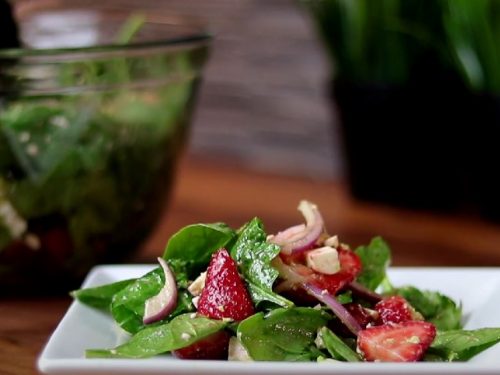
[
  {"x1": 109, "y1": 0, "x2": 341, "y2": 179},
  {"x1": 48, "y1": 0, "x2": 500, "y2": 217},
  {"x1": 3, "y1": 0, "x2": 500, "y2": 293}
]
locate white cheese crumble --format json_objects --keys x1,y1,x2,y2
[
  {"x1": 305, "y1": 246, "x2": 341, "y2": 275},
  {"x1": 188, "y1": 272, "x2": 206, "y2": 296}
]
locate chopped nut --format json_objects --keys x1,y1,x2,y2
[
  {"x1": 192, "y1": 296, "x2": 200, "y2": 308},
  {"x1": 228, "y1": 337, "x2": 252, "y2": 361},
  {"x1": 306, "y1": 246, "x2": 341, "y2": 275},
  {"x1": 324, "y1": 235, "x2": 339, "y2": 248},
  {"x1": 188, "y1": 272, "x2": 206, "y2": 296}
]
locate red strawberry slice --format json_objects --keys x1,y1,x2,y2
[
  {"x1": 197, "y1": 248, "x2": 255, "y2": 321},
  {"x1": 329, "y1": 303, "x2": 378, "y2": 338},
  {"x1": 357, "y1": 321, "x2": 436, "y2": 362},
  {"x1": 172, "y1": 330, "x2": 231, "y2": 360},
  {"x1": 346, "y1": 303, "x2": 378, "y2": 328},
  {"x1": 375, "y1": 296, "x2": 420, "y2": 325},
  {"x1": 308, "y1": 248, "x2": 362, "y2": 295},
  {"x1": 277, "y1": 248, "x2": 362, "y2": 304}
]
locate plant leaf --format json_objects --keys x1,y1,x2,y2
[
  {"x1": 354, "y1": 236, "x2": 391, "y2": 291},
  {"x1": 71, "y1": 278, "x2": 135, "y2": 311},
  {"x1": 86, "y1": 313, "x2": 227, "y2": 359},
  {"x1": 396, "y1": 286, "x2": 462, "y2": 330},
  {"x1": 428, "y1": 328, "x2": 500, "y2": 361},
  {"x1": 238, "y1": 307, "x2": 330, "y2": 361},
  {"x1": 319, "y1": 326, "x2": 361, "y2": 362},
  {"x1": 163, "y1": 223, "x2": 235, "y2": 279},
  {"x1": 230, "y1": 218, "x2": 293, "y2": 307}
]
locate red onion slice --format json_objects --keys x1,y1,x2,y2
[
  {"x1": 270, "y1": 200, "x2": 324, "y2": 255},
  {"x1": 270, "y1": 224, "x2": 306, "y2": 244},
  {"x1": 143, "y1": 257, "x2": 178, "y2": 324},
  {"x1": 302, "y1": 282, "x2": 362, "y2": 336},
  {"x1": 272, "y1": 257, "x2": 309, "y2": 292},
  {"x1": 348, "y1": 281, "x2": 383, "y2": 304}
]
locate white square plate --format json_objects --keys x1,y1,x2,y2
[{"x1": 38, "y1": 266, "x2": 500, "y2": 375}]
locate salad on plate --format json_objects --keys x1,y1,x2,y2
[{"x1": 72, "y1": 200, "x2": 500, "y2": 362}]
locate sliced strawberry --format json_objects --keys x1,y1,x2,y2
[
  {"x1": 346, "y1": 303, "x2": 378, "y2": 328},
  {"x1": 197, "y1": 248, "x2": 255, "y2": 321},
  {"x1": 277, "y1": 248, "x2": 362, "y2": 304},
  {"x1": 375, "y1": 296, "x2": 420, "y2": 325},
  {"x1": 172, "y1": 330, "x2": 231, "y2": 360},
  {"x1": 303, "y1": 248, "x2": 362, "y2": 295},
  {"x1": 357, "y1": 321, "x2": 436, "y2": 362},
  {"x1": 329, "y1": 303, "x2": 378, "y2": 337}
]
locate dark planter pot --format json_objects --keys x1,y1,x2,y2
[
  {"x1": 333, "y1": 77, "x2": 500, "y2": 220},
  {"x1": 466, "y1": 94, "x2": 500, "y2": 222}
]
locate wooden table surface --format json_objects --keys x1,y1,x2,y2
[{"x1": 3, "y1": 155, "x2": 500, "y2": 375}]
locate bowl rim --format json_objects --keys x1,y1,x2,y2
[{"x1": 0, "y1": 4, "x2": 212, "y2": 58}]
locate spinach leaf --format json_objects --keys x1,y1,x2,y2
[
  {"x1": 396, "y1": 286, "x2": 462, "y2": 330},
  {"x1": 163, "y1": 223, "x2": 235, "y2": 279},
  {"x1": 71, "y1": 279, "x2": 135, "y2": 311},
  {"x1": 336, "y1": 291, "x2": 353, "y2": 304},
  {"x1": 237, "y1": 307, "x2": 330, "y2": 361},
  {"x1": 427, "y1": 328, "x2": 500, "y2": 361},
  {"x1": 230, "y1": 218, "x2": 293, "y2": 308},
  {"x1": 354, "y1": 236, "x2": 391, "y2": 291},
  {"x1": 86, "y1": 313, "x2": 227, "y2": 359},
  {"x1": 319, "y1": 327, "x2": 361, "y2": 362},
  {"x1": 110, "y1": 268, "x2": 165, "y2": 333},
  {"x1": 111, "y1": 267, "x2": 193, "y2": 334},
  {"x1": 109, "y1": 223, "x2": 234, "y2": 334}
]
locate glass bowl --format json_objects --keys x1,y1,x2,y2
[{"x1": 0, "y1": 3, "x2": 211, "y2": 294}]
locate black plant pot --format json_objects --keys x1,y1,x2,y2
[
  {"x1": 465, "y1": 94, "x2": 500, "y2": 222},
  {"x1": 332, "y1": 76, "x2": 500, "y2": 218}
]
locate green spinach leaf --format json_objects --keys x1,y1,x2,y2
[
  {"x1": 109, "y1": 223, "x2": 233, "y2": 334},
  {"x1": 237, "y1": 307, "x2": 330, "y2": 361},
  {"x1": 396, "y1": 286, "x2": 462, "y2": 330},
  {"x1": 336, "y1": 291, "x2": 353, "y2": 304},
  {"x1": 230, "y1": 218, "x2": 292, "y2": 307},
  {"x1": 354, "y1": 236, "x2": 391, "y2": 291},
  {"x1": 110, "y1": 266, "x2": 193, "y2": 334},
  {"x1": 427, "y1": 328, "x2": 500, "y2": 361},
  {"x1": 110, "y1": 267, "x2": 165, "y2": 333},
  {"x1": 319, "y1": 326, "x2": 361, "y2": 362},
  {"x1": 86, "y1": 313, "x2": 227, "y2": 359},
  {"x1": 163, "y1": 223, "x2": 235, "y2": 279},
  {"x1": 71, "y1": 279, "x2": 135, "y2": 311}
]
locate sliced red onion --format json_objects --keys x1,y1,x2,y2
[
  {"x1": 348, "y1": 281, "x2": 383, "y2": 304},
  {"x1": 270, "y1": 224, "x2": 306, "y2": 244},
  {"x1": 302, "y1": 282, "x2": 362, "y2": 336},
  {"x1": 270, "y1": 200, "x2": 324, "y2": 255},
  {"x1": 272, "y1": 256, "x2": 308, "y2": 284},
  {"x1": 143, "y1": 257, "x2": 177, "y2": 324}
]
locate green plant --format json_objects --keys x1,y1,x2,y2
[
  {"x1": 303, "y1": 0, "x2": 500, "y2": 93},
  {"x1": 0, "y1": 13, "x2": 209, "y2": 291},
  {"x1": 444, "y1": 0, "x2": 500, "y2": 93}
]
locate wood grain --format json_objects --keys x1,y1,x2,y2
[
  {"x1": 0, "y1": 298, "x2": 70, "y2": 375},
  {"x1": 141, "y1": 156, "x2": 500, "y2": 268}
]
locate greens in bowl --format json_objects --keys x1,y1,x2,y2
[
  {"x1": 0, "y1": 8, "x2": 211, "y2": 292},
  {"x1": 72, "y1": 201, "x2": 500, "y2": 362}
]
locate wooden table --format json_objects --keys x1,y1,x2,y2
[{"x1": 3, "y1": 155, "x2": 500, "y2": 375}]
